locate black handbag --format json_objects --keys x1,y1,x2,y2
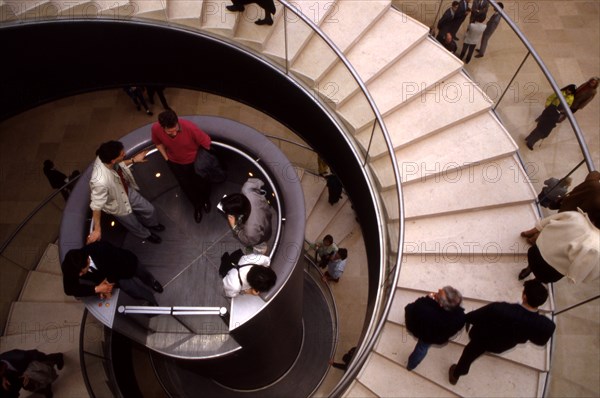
[{"x1": 194, "y1": 147, "x2": 227, "y2": 183}]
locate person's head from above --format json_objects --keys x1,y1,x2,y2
[
  {"x1": 246, "y1": 266, "x2": 277, "y2": 295},
  {"x1": 522, "y1": 279, "x2": 549, "y2": 308},
  {"x1": 563, "y1": 84, "x2": 577, "y2": 95},
  {"x1": 96, "y1": 140, "x2": 125, "y2": 166},
  {"x1": 497, "y1": 2, "x2": 504, "y2": 10},
  {"x1": 589, "y1": 77, "x2": 600, "y2": 88},
  {"x1": 451, "y1": 1, "x2": 459, "y2": 10},
  {"x1": 334, "y1": 248, "x2": 348, "y2": 261},
  {"x1": 63, "y1": 248, "x2": 92, "y2": 277},
  {"x1": 444, "y1": 32, "x2": 454, "y2": 43},
  {"x1": 322, "y1": 234, "x2": 334, "y2": 247},
  {"x1": 476, "y1": 13, "x2": 486, "y2": 23},
  {"x1": 220, "y1": 193, "x2": 251, "y2": 223},
  {"x1": 158, "y1": 109, "x2": 180, "y2": 138},
  {"x1": 434, "y1": 286, "x2": 463, "y2": 310},
  {"x1": 43, "y1": 159, "x2": 54, "y2": 170}
]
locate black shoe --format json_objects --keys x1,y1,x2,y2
[
  {"x1": 518, "y1": 267, "x2": 532, "y2": 280},
  {"x1": 194, "y1": 208, "x2": 203, "y2": 223},
  {"x1": 226, "y1": 4, "x2": 244, "y2": 11},
  {"x1": 150, "y1": 223, "x2": 165, "y2": 232},
  {"x1": 152, "y1": 280, "x2": 164, "y2": 293},
  {"x1": 449, "y1": 364, "x2": 459, "y2": 385},
  {"x1": 47, "y1": 353, "x2": 64, "y2": 370},
  {"x1": 526, "y1": 141, "x2": 534, "y2": 150},
  {"x1": 146, "y1": 233, "x2": 162, "y2": 244},
  {"x1": 204, "y1": 200, "x2": 211, "y2": 213},
  {"x1": 255, "y1": 16, "x2": 273, "y2": 25},
  {"x1": 475, "y1": 54, "x2": 483, "y2": 58}
]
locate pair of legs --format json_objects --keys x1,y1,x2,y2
[
  {"x1": 168, "y1": 161, "x2": 211, "y2": 221},
  {"x1": 145, "y1": 85, "x2": 170, "y2": 110},
  {"x1": 459, "y1": 43, "x2": 477, "y2": 63},
  {"x1": 449, "y1": 339, "x2": 487, "y2": 384},
  {"x1": 525, "y1": 105, "x2": 560, "y2": 149},
  {"x1": 118, "y1": 263, "x2": 161, "y2": 305},
  {"x1": 123, "y1": 87, "x2": 153, "y2": 115},
  {"x1": 114, "y1": 189, "x2": 162, "y2": 240},
  {"x1": 519, "y1": 245, "x2": 564, "y2": 282}
]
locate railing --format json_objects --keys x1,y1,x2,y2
[{"x1": 0, "y1": 1, "x2": 405, "y2": 396}]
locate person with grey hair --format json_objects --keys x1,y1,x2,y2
[{"x1": 404, "y1": 286, "x2": 465, "y2": 370}]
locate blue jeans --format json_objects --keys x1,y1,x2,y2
[{"x1": 407, "y1": 340, "x2": 431, "y2": 370}]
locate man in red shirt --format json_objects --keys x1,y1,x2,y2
[{"x1": 151, "y1": 110, "x2": 212, "y2": 223}]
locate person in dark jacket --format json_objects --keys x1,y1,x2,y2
[
  {"x1": 226, "y1": 0, "x2": 275, "y2": 25},
  {"x1": 220, "y1": 178, "x2": 273, "y2": 254},
  {"x1": 61, "y1": 241, "x2": 163, "y2": 305},
  {"x1": 436, "y1": 1, "x2": 459, "y2": 42},
  {"x1": 404, "y1": 286, "x2": 465, "y2": 370},
  {"x1": 449, "y1": 280, "x2": 555, "y2": 385},
  {"x1": 0, "y1": 349, "x2": 63, "y2": 398}
]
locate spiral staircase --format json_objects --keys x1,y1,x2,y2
[{"x1": 0, "y1": 0, "x2": 583, "y2": 397}]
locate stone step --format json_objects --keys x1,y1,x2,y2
[
  {"x1": 321, "y1": 199, "x2": 358, "y2": 246},
  {"x1": 339, "y1": 37, "x2": 463, "y2": 134},
  {"x1": 357, "y1": 352, "x2": 458, "y2": 397},
  {"x1": 402, "y1": 203, "x2": 540, "y2": 255},
  {"x1": 200, "y1": 0, "x2": 237, "y2": 37},
  {"x1": 398, "y1": 254, "x2": 529, "y2": 303},
  {"x1": 371, "y1": 112, "x2": 517, "y2": 188},
  {"x1": 383, "y1": 155, "x2": 536, "y2": 220},
  {"x1": 166, "y1": 0, "x2": 204, "y2": 28},
  {"x1": 128, "y1": 0, "x2": 166, "y2": 20},
  {"x1": 344, "y1": 380, "x2": 378, "y2": 397},
  {"x1": 355, "y1": 71, "x2": 492, "y2": 156},
  {"x1": 262, "y1": 0, "x2": 335, "y2": 65},
  {"x1": 376, "y1": 321, "x2": 546, "y2": 396},
  {"x1": 290, "y1": 0, "x2": 391, "y2": 85},
  {"x1": 20, "y1": 270, "x2": 76, "y2": 303},
  {"x1": 5, "y1": 302, "x2": 84, "y2": 336},
  {"x1": 36, "y1": 243, "x2": 62, "y2": 275},
  {"x1": 233, "y1": 2, "x2": 283, "y2": 51},
  {"x1": 305, "y1": 188, "x2": 348, "y2": 243},
  {"x1": 320, "y1": 8, "x2": 429, "y2": 108},
  {"x1": 301, "y1": 172, "x2": 327, "y2": 219}
]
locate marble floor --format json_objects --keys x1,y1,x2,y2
[{"x1": 0, "y1": 0, "x2": 599, "y2": 396}]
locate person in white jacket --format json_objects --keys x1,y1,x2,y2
[
  {"x1": 221, "y1": 251, "x2": 276, "y2": 298},
  {"x1": 519, "y1": 210, "x2": 600, "y2": 283}
]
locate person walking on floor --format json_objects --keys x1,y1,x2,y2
[{"x1": 525, "y1": 85, "x2": 576, "y2": 150}]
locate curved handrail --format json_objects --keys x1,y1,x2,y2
[
  {"x1": 484, "y1": 0, "x2": 595, "y2": 172},
  {"x1": 272, "y1": 2, "x2": 404, "y2": 394}
]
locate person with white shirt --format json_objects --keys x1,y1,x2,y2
[{"x1": 459, "y1": 14, "x2": 487, "y2": 63}]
